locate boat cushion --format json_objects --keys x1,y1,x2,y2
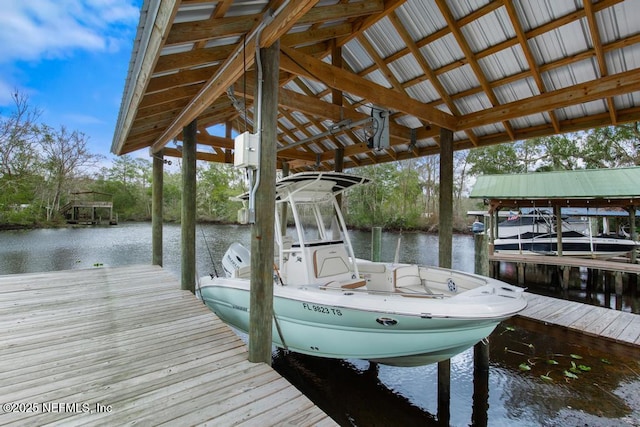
[
  {"x1": 356, "y1": 262, "x2": 386, "y2": 274},
  {"x1": 313, "y1": 246, "x2": 350, "y2": 278},
  {"x1": 394, "y1": 265, "x2": 422, "y2": 289}
]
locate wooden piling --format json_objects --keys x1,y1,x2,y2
[
  {"x1": 371, "y1": 227, "x2": 382, "y2": 262},
  {"x1": 474, "y1": 233, "x2": 489, "y2": 277},
  {"x1": 517, "y1": 263, "x2": 525, "y2": 286},
  {"x1": 561, "y1": 266, "x2": 570, "y2": 290},
  {"x1": 181, "y1": 120, "x2": 197, "y2": 294},
  {"x1": 437, "y1": 127, "x2": 453, "y2": 426},
  {"x1": 437, "y1": 358, "x2": 450, "y2": 425},
  {"x1": 152, "y1": 149, "x2": 163, "y2": 267},
  {"x1": 249, "y1": 40, "x2": 279, "y2": 365},
  {"x1": 472, "y1": 341, "x2": 489, "y2": 426},
  {"x1": 438, "y1": 128, "x2": 453, "y2": 269},
  {"x1": 630, "y1": 207, "x2": 637, "y2": 264}
]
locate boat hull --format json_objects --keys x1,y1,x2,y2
[
  {"x1": 494, "y1": 236, "x2": 638, "y2": 259},
  {"x1": 200, "y1": 279, "x2": 523, "y2": 367}
]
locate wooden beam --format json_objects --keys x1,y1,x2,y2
[
  {"x1": 165, "y1": 1, "x2": 381, "y2": 46},
  {"x1": 154, "y1": 45, "x2": 234, "y2": 74},
  {"x1": 456, "y1": 69, "x2": 640, "y2": 131},
  {"x1": 235, "y1": 83, "x2": 439, "y2": 144},
  {"x1": 151, "y1": 0, "x2": 320, "y2": 153},
  {"x1": 280, "y1": 45, "x2": 458, "y2": 130},
  {"x1": 111, "y1": 0, "x2": 180, "y2": 155},
  {"x1": 435, "y1": 0, "x2": 515, "y2": 140}
]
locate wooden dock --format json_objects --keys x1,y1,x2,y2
[
  {"x1": 519, "y1": 292, "x2": 640, "y2": 346},
  {"x1": 0, "y1": 265, "x2": 336, "y2": 426}
]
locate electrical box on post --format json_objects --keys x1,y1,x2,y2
[{"x1": 234, "y1": 132, "x2": 259, "y2": 168}]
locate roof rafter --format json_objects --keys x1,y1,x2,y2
[
  {"x1": 280, "y1": 45, "x2": 458, "y2": 130},
  {"x1": 456, "y1": 68, "x2": 640, "y2": 130},
  {"x1": 150, "y1": 0, "x2": 321, "y2": 153}
]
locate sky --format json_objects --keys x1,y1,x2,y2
[{"x1": 0, "y1": 0, "x2": 143, "y2": 159}]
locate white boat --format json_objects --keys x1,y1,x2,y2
[
  {"x1": 494, "y1": 231, "x2": 639, "y2": 259},
  {"x1": 493, "y1": 211, "x2": 639, "y2": 259},
  {"x1": 199, "y1": 172, "x2": 527, "y2": 367}
]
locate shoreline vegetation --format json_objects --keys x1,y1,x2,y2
[
  {"x1": 2, "y1": 92, "x2": 638, "y2": 236},
  {"x1": 0, "y1": 219, "x2": 477, "y2": 235}
]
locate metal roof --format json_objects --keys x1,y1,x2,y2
[
  {"x1": 470, "y1": 166, "x2": 640, "y2": 210},
  {"x1": 112, "y1": 0, "x2": 640, "y2": 172}
]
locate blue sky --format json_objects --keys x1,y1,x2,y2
[{"x1": 0, "y1": 0, "x2": 142, "y2": 158}]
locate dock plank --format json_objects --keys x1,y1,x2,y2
[
  {"x1": 0, "y1": 266, "x2": 336, "y2": 426},
  {"x1": 519, "y1": 292, "x2": 640, "y2": 348}
]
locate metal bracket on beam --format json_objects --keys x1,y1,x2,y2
[{"x1": 278, "y1": 117, "x2": 374, "y2": 152}]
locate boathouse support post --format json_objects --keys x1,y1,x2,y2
[
  {"x1": 554, "y1": 205, "x2": 563, "y2": 256},
  {"x1": 473, "y1": 232, "x2": 490, "y2": 426},
  {"x1": 181, "y1": 120, "x2": 197, "y2": 294},
  {"x1": 438, "y1": 128, "x2": 453, "y2": 269},
  {"x1": 562, "y1": 266, "x2": 570, "y2": 290},
  {"x1": 438, "y1": 127, "x2": 453, "y2": 424},
  {"x1": 517, "y1": 263, "x2": 525, "y2": 286},
  {"x1": 474, "y1": 233, "x2": 489, "y2": 277},
  {"x1": 615, "y1": 272, "x2": 623, "y2": 310},
  {"x1": 630, "y1": 207, "x2": 637, "y2": 264},
  {"x1": 472, "y1": 340, "x2": 489, "y2": 426},
  {"x1": 249, "y1": 40, "x2": 279, "y2": 365},
  {"x1": 152, "y1": 149, "x2": 164, "y2": 266},
  {"x1": 437, "y1": 358, "x2": 451, "y2": 424}
]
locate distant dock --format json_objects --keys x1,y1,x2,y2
[
  {"x1": 0, "y1": 265, "x2": 335, "y2": 426},
  {"x1": 488, "y1": 253, "x2": 640, "y2": 346},
  {"x1": 519, "y1": 292, "x2": 640, "y2": 346}
]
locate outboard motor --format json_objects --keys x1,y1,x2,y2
[{"x1": 221, "y1": 242, "x2": 251, "y2": 278}]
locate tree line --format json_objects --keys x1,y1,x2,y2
[{"x1": 1, "y1": 91, "x2": 638, "y2": 230}]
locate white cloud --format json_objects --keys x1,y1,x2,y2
[
  {"x1": 0, "y1": 80, "x2": 16, "y2": 105},
  {"x1": 63, "y1": 113, "x2": 105, "y2": 125},
  {"x1": 0, "y1": 0, "x2": 139, "y2": 63}
]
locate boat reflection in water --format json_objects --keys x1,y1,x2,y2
[{"x1": 272, "y1": 317, "x2": 640, "y2": 427}]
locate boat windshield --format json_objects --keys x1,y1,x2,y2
[{"x1": 286, "y1": 199, "x2": 343, "y2": 246}]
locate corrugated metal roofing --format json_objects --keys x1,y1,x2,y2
[
  {"x1": 113, "y1": 0, "x2": 640, "y2": 172},
  {"x1": 470, "y1": 166, "x2": 640, "y2": 199}
]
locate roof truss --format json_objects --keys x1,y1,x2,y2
[{"x1": 113, "y1": 0, "x2": 640, "y2": 172}]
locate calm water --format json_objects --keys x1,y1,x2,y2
[{"x1": 1, "y1": 223, "x2": 639, "y2": 426}]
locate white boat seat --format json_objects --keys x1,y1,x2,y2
[
  {"x1": 313, "y1": 245, "x2": 350, "y2": 278},
  {"x1": 394, "y1": 265, "x2": 422, "y2": 289},
  {"x1": 356, "y1": 262, "x2": 386, "y2": 274}
]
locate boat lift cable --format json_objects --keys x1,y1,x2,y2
[
  {"x1": 199, "y1": 226, "x2": 219, "y2": 278},
  {"x1": 273, "y1": 312, "x2": 288, "y2": 350}
]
